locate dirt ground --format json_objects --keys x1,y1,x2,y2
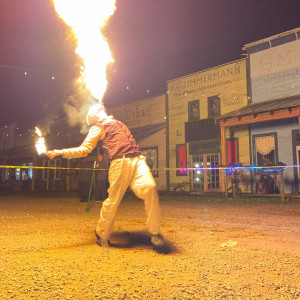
[{"x1": 0, "y1": 192, "x2": 299, "y2": 300}]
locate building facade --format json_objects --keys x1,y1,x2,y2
[
  {"x1": 247, "y1": 27, "x2": 300, "y2": 194},
  {"x1": 167, "y1": 59, "x2": 249, "y2": 193},
  {"x1": 108, "y1": 94, "x2": 167, "y2": 190},
  {"x1": 218, "y1": 27, "x2": 300, "y2": 195}
]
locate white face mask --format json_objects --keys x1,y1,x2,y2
[{"x1": 86, "y1": 103, "x2": 107, "y2": 125}]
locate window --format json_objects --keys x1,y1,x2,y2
[
  {"x1": 188, "y1": 100, "x2": 199, "y2": 121},
  {"x1": 43, "y1": 160, "x2": 49, "y2": 180},
  {"x1": 254, "y1": 135, "x2": 276, "y2": 166},
  {"x1": 15, "y1": 168, "x2": 21, "y2": 180},
  {"x1": 22, "y1": 162, "x2": 33, "y2": 180},
  {"x1": 176, "y1": 144, "x2": 187, "y2": 176},
  {"x1": 140, "y1": 147, "x2": 158, "y2": 177},
  {"x1": 227, "y1": 139, "x2": 238, "y2": 165},
  {"x1": 54, "y1": 159, "x2": 61, "y2": 180},
  {"x1": 208, "y1": 95, "x2": 220, "y2": 117}
]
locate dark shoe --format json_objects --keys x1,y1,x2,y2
[
  {"x1": 95, "y1": 230, "x2": 111, "y2": 246},
  {"x1": 151, "y1": 234, "x2": 165, "y2": 247}
]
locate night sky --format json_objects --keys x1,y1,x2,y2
[{"x1": 0, "y1": 0, "x2": 299, "y2": 128}]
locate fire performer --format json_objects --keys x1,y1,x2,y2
[{"x1": 46, "y1": 103, "x2": 164, "y2": 248}]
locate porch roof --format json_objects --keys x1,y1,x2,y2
[
  {"x1": 130, "y1": 122, "x2": 166, "y2": 142},
  {"x1": 217, "y1": 95, "x2": 300, "y2": 127}
]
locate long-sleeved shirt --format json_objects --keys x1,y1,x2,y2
[
  {"x1": 61, "y1": 116, "x2": 140, "y2": 160},
  {"x1": 61, "y1": 125, "x2": 103, "y2": 159}
]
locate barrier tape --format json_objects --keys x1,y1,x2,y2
[
  {"x1": 0, "y1": 164, "x2": 290, "y2": 172},
  {"x1": 0, "y1": 165, "x2": 105, "y2": 171}
]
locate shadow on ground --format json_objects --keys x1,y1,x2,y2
[{"x1": 107, "y1": 230, "x2": 177, "y2": 254}]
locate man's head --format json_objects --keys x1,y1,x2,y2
[{"x1": 86, "y1": 103, "x2": 108, "y2": 125}]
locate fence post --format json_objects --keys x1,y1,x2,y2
[{"x1": 279, "y1": 169, "x2": 285, "y2": 202}]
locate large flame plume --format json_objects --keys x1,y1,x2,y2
[{"x1": 51, "y1": 0, "x2": 116, "y2": 103}]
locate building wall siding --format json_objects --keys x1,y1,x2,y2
[
  {"x1": 167, "y1": 59, "x2": 248, "y2": 188},
  {"x1": 250, "y1": 39, "x2": 300, "y2": 102}
]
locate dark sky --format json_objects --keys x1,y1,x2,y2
[{"x1": 0, "y1": 0, "x2": 299, "y2": 128}]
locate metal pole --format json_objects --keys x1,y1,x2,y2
[
  {"x1": 279, "y1": 169, "x2": 285, "y2": 202},
  {"x1": 86, "y1": 161, "x2": 96, "y2": 212}
]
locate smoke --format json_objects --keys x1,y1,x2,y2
[{"x1": 63, "y1": 79, "x2": 98, "y2": 134}]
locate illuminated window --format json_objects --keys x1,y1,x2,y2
[
  {"x1": 22, "y1": 162, "x2": 33, "y2": 180},
  {"x1": 140, "y1": 147, "x2": 158, "y2": 177}
]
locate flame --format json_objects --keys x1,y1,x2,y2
[
  {"x1": 51, "y1": 0, "x2": 116, "y2": 103},
  {"x1": 35, "y1": 127, "x2": 47, "y2": 155}
]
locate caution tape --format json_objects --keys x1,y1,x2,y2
[
  {"x1": 0, "y1": 164, "x2": 292, "y2": 172},
  {"x1": 0, "y1": 165, "x2": 105, "y2": 171}
]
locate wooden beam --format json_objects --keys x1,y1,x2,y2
[
  {"x1": 220, "y1": 109, "x2": 300, "y2": 127},
  {"x1": 66, "y1": 159, "x2": 70, "y2": 192},
  {"x1": 220, "y1": 126, "x2": 226, "y2": 193},
  {"x1": 298, "y1": 107, "x2": 300, "y2": 136}
]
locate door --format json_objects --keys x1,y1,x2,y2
[
  {"x1": 192, "y1": 155, "x2": 204, "y2": 191},
  {"x1": 191, "y1": 153, "x2": 220, "y2": 192},
  {"x1": 206, "y1": 154, "x2": 220, "y2": 191}
]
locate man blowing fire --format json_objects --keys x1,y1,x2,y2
[{"x1": 46, "y1": 103, "x2": 164, "y2": 247}]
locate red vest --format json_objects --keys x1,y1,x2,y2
[{"x1": 96, "y1": 118, "x2": 139, "y2": 159}]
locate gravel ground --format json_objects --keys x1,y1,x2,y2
[{"x1": 0, "y1": 192, "x2": 299, "y2": 299}]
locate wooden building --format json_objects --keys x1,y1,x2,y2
[
  {"x1": 221, "y1": 27, "x2": 300, "y2": 194},
  {"x1": 0, "y1": 95, "x2": 167, "y2": 193},
  {"x1": 0, "y1": 118, "x2": 88, "y2": 192},
  {"x1": 108, "y1": 94, "x2": 167, "y2": 190},
  {"x1": 167, "y1": 59, "x2": 249, "y2": 193}
]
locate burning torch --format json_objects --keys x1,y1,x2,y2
[{"x1": 35, "y1": 127, "x2": 47, "y2": 155}]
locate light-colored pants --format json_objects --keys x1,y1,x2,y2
[{"x1": 96, "y1": 155, "x2": 161, "y2": 239}]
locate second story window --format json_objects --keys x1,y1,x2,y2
[
  {"x1": 188, "y1": 100, "x2": 199, "y2": 121},
  {"x1": 208, "y1": 95, "x2": 220, "y2": 117}
]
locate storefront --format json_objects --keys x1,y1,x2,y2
[
  {"x1": 218, "y1": 96, "x2": 300, "y2": 194},
  {"x1": 243, "y1": 27, "x2": 300, "y2": 194},
  {"x1": 167, "y1": 59, "x2": 249, "y2": 192}
]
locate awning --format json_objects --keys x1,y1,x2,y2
[
  {"x1": 130, "y1": 122, "x2": 166, "y2": 142},
  {"x1": 216, "y1": 95, "x2": 300, "y2": 127}
]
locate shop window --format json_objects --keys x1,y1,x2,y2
[
  {"x1": 15, "y1": 168, "x2": 21, "y2": 180},
  {"x1": 188, "y1": 100, "x2": 199, "y2": 121},
  {"x1": 28, "y1": 162, "x2": 33, "y2": 179},
  {"x1": 140, "y1": 147, "x2": 158, "y2": 177},
  {"x1": 176, "y1": 144, "x2": 187, "y2": 176},
  {"x1": 22, "y1": 162, "x2": 33, "y2": 180},
  {"x1": 208, "y1": 95, "x2": 220, "y2": 117},
  {"x1": 255, "y1": 135, "x2": 276, "y2": 166},
  {"x1": 227, "y1": 139, "x2": 238, "y2": 165}
]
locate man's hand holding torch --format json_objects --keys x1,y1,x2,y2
[{"x1": 47, "y1": 150, "x2": 63, "y2": 159}]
